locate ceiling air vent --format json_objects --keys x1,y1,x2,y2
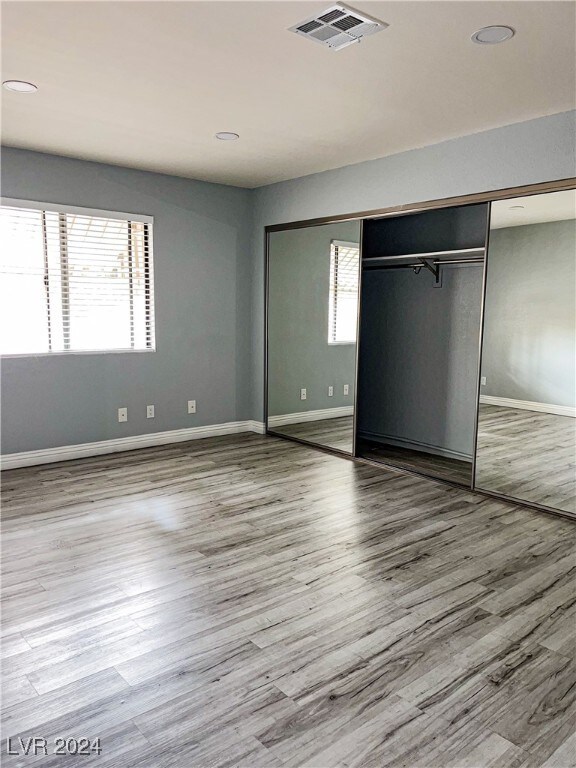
[{"x1": 289, "y1": 4, "x2": 388, "y2": 50}]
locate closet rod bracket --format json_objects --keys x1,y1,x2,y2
[{"x1": 418, "y1": 257, "x2": 442, "y2": 286}]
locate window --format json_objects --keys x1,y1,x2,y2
[
  {"x1": 0, "y1": 200, "x2": 154, "y2": 355},
  {"x1": 328, "y1": 239, "x2": 359, "y2": 344}
]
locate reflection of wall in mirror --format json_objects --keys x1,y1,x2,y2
[
  {"x1": 482, "y1": 219, "x2": 576, "y2": 412},
  {"x1": 268, "y1": 221, "x2": 360, "y2": 418}
]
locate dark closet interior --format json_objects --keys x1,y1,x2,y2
[{"x1": 355, "y1": 203, "x2": 489, "y2": 485}]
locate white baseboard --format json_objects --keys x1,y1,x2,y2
[
  {"x1": 358, "y1": 430, "x2": 472, "y2": 462},
  {"x1": 1, "y1": 419, "x2": 266, "y2": 470},
  {"x1": 246, "y1": 420, "x2": 266, "y2": 435},
  {"x1": 268, "y1": 406, "x2": 354, "y2": 428},
  {"x1": 479, "y1": 395, "x2": 576, "y2": 418}
]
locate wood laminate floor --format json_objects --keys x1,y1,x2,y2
[
  {"x1": 2, "y1": 433, "x2": 576, "y2": 768},
  {"x1": 476, "y1": 405, "x2": 576, "y2": 515},
  {"x1": 271, "y1": 416, "x2": 354, "y2": 453},
  {"x1": 358, "y1": 439, "x2": 473, "y2": 486}
]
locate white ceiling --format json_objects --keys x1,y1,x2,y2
[
  {"x1": 2, "y1": 1, "x2": 575, "y2": 188},
  {"x1": 491, "y1": 189, "x2": 576, "y2": 228}
]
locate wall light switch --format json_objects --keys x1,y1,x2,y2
[
  {"x1": 300, "y1": 388, "x2": 307, "y2": 401},
  {"x1": 328, "y1": 386, "x2": 334, "y2": 397},
  {"x1": 480, "y1": 377, "x2": 487, "y2": 386},
  {"x1": 146, "y1": 405, "x2": 155, "y2": 419},
  {"x1": 188, "y1": 400, "x2": 197, "y2": 414},
  {"x1": 118, "y1": 407, "x2": 128, "y2": 423},
  {"x1": 343, "y1": 384, "x2": 350, "y2": 395}
]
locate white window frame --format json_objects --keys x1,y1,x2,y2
[
  {"x1": 0, "y1": 197, "x2": 155, "y2": 358},
  {"x1": 328, "y1": 239, "x2": 360, "y2": 346}
]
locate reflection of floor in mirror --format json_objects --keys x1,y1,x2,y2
[
  {"x1": 271, "y1": 416, "x2": 354, "y2": 453},
  {"x1": 476, "y1": 404, "x2": 576, "y2": 514},
  {"x1": 358, "y1": 440, "x2": 472, "y2": 486}
]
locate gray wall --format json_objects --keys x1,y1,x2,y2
[
  {"x1": 482, "y1": 219, "x2": 576, "y2": 407},
  {"x1": 1, "y1": 148, "x2": 253, "y2": 454},
  {"x1": 358, "y1": 265, "x2": 483, "y2": 459},
  {"x1": 2, "y1": 110, "x2": 575, "y2": 453},
  {"x1": 268, "y1": 221, "x2": 359, "y2": 416},
  {"x1": 252, "y1": 110, "x2": 576, "y2": 421}
]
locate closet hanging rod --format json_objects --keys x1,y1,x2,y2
[
  {"x1": 362, "y1": 247, "x2": 485, "y2": 264},
  {"x1": 363, "y1": 257, "x2": 484, "y2": 272},
  {"x1": 434, "y1": 258, "x2": 485, "y2": 265}
]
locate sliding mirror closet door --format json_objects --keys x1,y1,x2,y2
[
  {"x1": 267, "y1": 220, "x2": 361, "y2": 454},
  {"x1": 356, "y1": 204, "x2": 489, "y2": 485},
  {"x1": 475, "y1": 190, "x2": 576, "y2": 515}
]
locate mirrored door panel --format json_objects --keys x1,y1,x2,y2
[
  {"x1": 267, "y1": 220, "x2": 361, "y2": 454},
  {"x1": 475, "y1": 190, "x2": 576, "y2": 515}
]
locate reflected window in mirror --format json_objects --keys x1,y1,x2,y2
[{"x1": 328, "y1": 240, "x2": 360, "y2": 345}]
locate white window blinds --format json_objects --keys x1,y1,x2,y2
[
  {"x1": 328, "y1": 239, "x2": 359, "y2": 344},
  {"x1": 0, "y1": 202, "x2": 154, "y2": 355}
]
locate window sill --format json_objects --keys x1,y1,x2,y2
[{"x1": 0, "y1": 348, "x2": 156, "y2": 359}]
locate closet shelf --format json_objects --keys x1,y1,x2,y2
[{"x1": 362, "y1": 247, "x2": 485, "y2": 263}]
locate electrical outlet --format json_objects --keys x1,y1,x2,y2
[
  {"x1": 188, "y1": 400, "x2": 196, "y2": 414},
  {"x1": 343, "y1": 384, "x2": 350, "y2": 395},
  {"x1": 480, "y1": 377, "x2": 487, "y2": 386},
  {"x1": 300, "y1": 388, "x2": 307, "y2": 401},
  {"x1": 328, "y1": 386, "x2": 334, "y2": 397},
  {"x1": 146, "y1": 405, "x2": 155, "y2": 419},
  {"x1": 117, "y1": 407, "x2": 128, "y2": 423}
]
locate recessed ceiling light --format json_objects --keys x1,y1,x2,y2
[
  {"x1": 215, "y1": 132, "x2": 239, "y2": 141},
  {"x1": 471, "y1": 25, "x2": 515, "y2": 45},
  {"x1": 3, "y1": 80, "x2": 38, "y2": 93}
]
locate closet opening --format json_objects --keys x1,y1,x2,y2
[{"x1": 355, "y1": 203, "x2": 489, "y2": 487}]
